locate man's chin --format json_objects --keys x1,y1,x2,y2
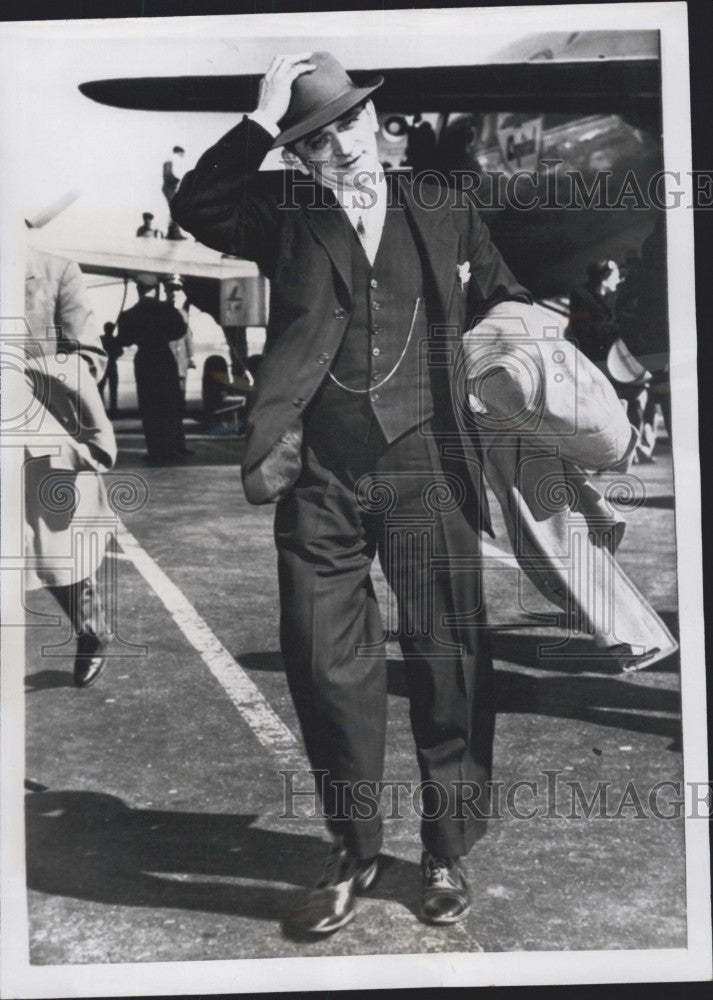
[{"x1": 324, "y1": 163, "x2": 382, "y2": 190}]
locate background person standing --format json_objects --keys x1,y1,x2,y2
[
  {"x1": 567, "y1": 258, "x2": 621, "y2": 369},
  {"x1": 97, "y1": 320, "x2": 121, "y2": 416},
  {"x1": 162, "y1": 145, "x2": 187, "y2": 240},
  {"x1": 615, "y1": 215, "x2": 672, "y2": 440},
  {"x1": 567, "y1": 258, "x2": 651, "y2": 460},
  {"x1": 116, "y1": 277, "x2": 188, "y2": 465},
  {"x1": 136, "y1": 211, "x2": 158, "y2": 238}
]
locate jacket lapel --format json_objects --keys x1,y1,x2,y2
[
  {"x1": 301, "y1": 177, "x2": 459, "y2": 313},
  {"x1": 400, "y1": 177, "x2": 459, "y2": 321},
  {"x1": 303, "y1": 195, "x2": 353, "y2": 305}
]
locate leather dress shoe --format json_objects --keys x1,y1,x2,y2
[
  {"x1": 284, "y1": 839, "x2": 379, "y2": 935},
  {"x1": 73, "y1": 632, "x2": 107, "y2": 688},
  {"x1": 421, "y1": 852, "x2": 471, "y2": 925}
]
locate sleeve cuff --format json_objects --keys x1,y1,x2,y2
[{"x1": 248, "y1": 111, "x2": 281, "y2": 139}]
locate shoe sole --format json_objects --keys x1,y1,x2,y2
[
  {"x1": 420, "y1": 901, "x2": 472, "y2": 925},
  {"x1": 301, "y1": 908, "x2": 357, "y2": 935}
]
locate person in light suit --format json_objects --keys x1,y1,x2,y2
[
  {"x1": 23, "y1": 246, "x2": 117, "y2": 687},
  {"x1": 171, "y1": 51, "x2": 531, "y2": 935}
]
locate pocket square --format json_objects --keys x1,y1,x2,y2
[{"x1": 457, "y1": 261, "x2": 471, "y2": 289}]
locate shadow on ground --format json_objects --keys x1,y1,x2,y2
[
  {"x1": 638, "y1": 495, "x2": 675, "y2": 510},
  {"x1": 239, "y1": 645, "x2": 681, "y2": 745},
  {"x1": 24, "y1": 670, "x2": 76, "y2": 692},
  {"x1": 25, "y1": 791, "x2": 416, "y2": 925},
  {"x1": 489, "y1": 629, "x2": 680, "y2": 677},
  {"x1": 114, "y1": 437, "x2": 245, "y2": 469}
]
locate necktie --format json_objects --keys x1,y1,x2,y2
[{"x1": 356, "y1": 213, "x2": 374, "y2": 264}]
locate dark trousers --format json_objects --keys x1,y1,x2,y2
[
  {"x1": 135, "y1": 356, "x2": 185, "y2": 459},
  {"x1": 275, "y1": 410, "x2": 494, "y2": 859}
]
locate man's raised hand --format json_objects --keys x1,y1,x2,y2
[{"x1": 256, "y1": 53, "x2": 316, "y2": 125}]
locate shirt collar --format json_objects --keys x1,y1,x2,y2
[{"x1": 331, "y1": 171, "x2": 388, "y2": 215}]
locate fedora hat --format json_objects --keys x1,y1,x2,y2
[{"x1": 271, "y1": 51, "x2": 383, "y2": 150}]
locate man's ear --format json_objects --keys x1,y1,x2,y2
[{"x1": 281, "y1": 147, "x2": 311, "y2": 175}]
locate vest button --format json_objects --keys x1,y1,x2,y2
[
  {"x1": 372, "y1": 372, "x2": 381, "y2": 381},
  {"x1": 371, "y1": 300, "x2": 380, "y2": 310},
  {"x1": 293, "y1": 397, "x2": 305, "y2": 407},
  {"x1": 372, "y1": 347, "x2": 380, "y2": 356},
  {"x1": 333, "y1": 308, "x2": 345, "y2": 319},
  {"x1": 317, "y1": 353, "x2": 330, "y2": 364},
  {"x1": 371, "y1": 393, "x2": 380, "y2": 402},
  {"x1": 372, "y1": 325, "x2": 380, "y2": 334},
  {"x1": 370, "y1": 278, "x2": 378, "y2": 289}
]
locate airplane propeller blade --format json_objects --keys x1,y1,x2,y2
[{"x1": 25, "y1": 189, "x2": 81, "y2": 229}]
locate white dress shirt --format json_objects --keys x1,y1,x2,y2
[{"x1": 333, "y1": 176, "x2": 387, "y2": 266}]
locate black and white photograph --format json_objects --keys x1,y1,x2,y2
[{"x1": 0, "y1": 2, "x2": 710, "y2": 995}]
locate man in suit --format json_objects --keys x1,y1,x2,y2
[
  {"x1": 172, "y1": 52, "x2": 531, "y2": 934},
  {"x1": 116, "y1": 279, "x2": 189, "y2": 465}
]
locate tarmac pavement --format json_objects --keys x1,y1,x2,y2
[{"x1": 23, "y1": 425, "x2": 685, "y2": 964}]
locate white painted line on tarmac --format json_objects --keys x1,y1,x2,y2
[
  {"x1": 116, "y1": 521, "x2": 305, "y2": 765},
  {"x1": 105, "y1": 549, "x2": 132, "y2": 561}
]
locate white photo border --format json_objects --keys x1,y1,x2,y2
[{"x1": 0, "y1": 3, "x2": 710, "y2": 995}]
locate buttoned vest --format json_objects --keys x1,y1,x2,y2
[{"x1": 306, "y1": 202, "x2": 434, "y2": 442}]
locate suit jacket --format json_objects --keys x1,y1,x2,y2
[
  {"x1": 171, "y1": 117, "x2": 531, "y2": 488},
  {"x1": 23, "y1": 247, "x2": 117, "y2": 588},
  {"x1": 117, "y1": 296, "x2": 187, "y2": 359}
]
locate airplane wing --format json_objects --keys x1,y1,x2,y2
[
  {"x1": 27, "y1": 233, "x2": 260, "y2": 282},
  {"x1": 78, "y1": 30, "x2": 660, "y2": 120},
  {"x1": 71, "y1": 30, "x2": 663, "y2": 300},
  {"x1": 79, "y1": 60, "x2": 659, "y2": 117},
  {"x1": 27, "y1": 233, "x2": 267, "y2": 327}
]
